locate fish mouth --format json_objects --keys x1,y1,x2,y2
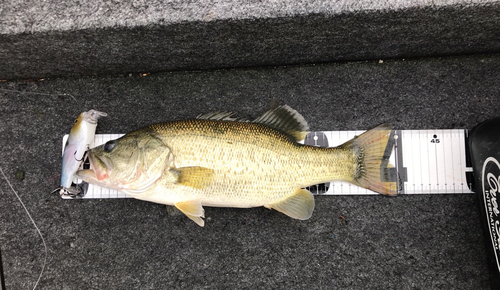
[{"x1": 76, "y1": 151, "x2": 111, "y2": 183}]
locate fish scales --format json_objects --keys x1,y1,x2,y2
[{"x1": 149, "y1": 119, "x2": 356, "y2": 206}]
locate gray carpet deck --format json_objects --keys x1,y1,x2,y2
[
  {"x1": 2, "y1": 1, "x2": 500, "y2": 80},
  {"x1": 1, "y1": 54, "x2": 499, "y2": 289}
]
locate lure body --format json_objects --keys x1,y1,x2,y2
[{"x1": 60, "y1": 110, "x2": 106, "y2": 195}]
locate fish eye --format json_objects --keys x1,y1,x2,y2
[{"x1": 104, "y1": 140, "x2": 116, "y2": 153}]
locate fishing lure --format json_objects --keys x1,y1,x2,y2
[{"x1": 60, "y1": 109, "x2": 107, "y2": 197}]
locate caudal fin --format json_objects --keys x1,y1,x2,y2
[{"x1": 341, "y1": 124, "x2": 398, "y2": 195}]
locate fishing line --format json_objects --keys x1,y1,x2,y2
[
  {"x1": 0, "y1": 88, "x2": 77, "y2": 101},
  {"x1": 0, "y1": 167, "x2": 47, "y2": 290}
]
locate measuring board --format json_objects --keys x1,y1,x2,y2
[{"x1": 61, "y1": 129, "x2": 473, "y2": 199}]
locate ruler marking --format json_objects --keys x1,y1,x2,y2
[
  {"x1": 427, "y1": 130, "x2": 434, "y2": 193},
  {"x1": 426, "y1": 130, "x2": 432, "y2": 193},
  {"x1": 462, "y1": 130, "x2": 468, "y2": 192},
  {"x1": 419, "y1": 129, "x2": 424, "y2": 193},
  {"x1": 396, "y1": 130, "x2": 402, "y2": 194},
  {"x1": 433, "y1": 131, "x2": 438, "y2": 192},
  {"x1": 460, "y1": 130, "x2": 467, "y2": 192},
  {"x1": 414, "y1": 130, "x2": 423, "y2": 193},
  {"x1": 431, "y1": 130, "x2": 436, "y2": 192},
  {"x1": 435, "y1": 130, "x2": 442, "y2": 193},
  {"x1": 415, "y1": 130, "x2": 420, "y2": 192},
  {"x1": 444, "y1": 131, "x2": 447, "y2": 190},
  {"x1": 459, "y1": 130, "x2": 465, "y2": 193},
  {"x1": 424, "y1": 130, "x2": 429, "y2": 193},
  {"x1": 396, "y1": 130, "x2": 407, "y2": 194},
  {"x1": 393, "y1": 131, "x2": 401, "y2": 194},
  {"x1": 403, "y1": 130, "x2": 412, "y2": 193},
  {"x1": 402, "y1": 130, "x2": 409, "y2": 193},
  {"x1": 455, "y1": 130, "x2": 461, "y2": 193},
  {"x1": 460, "y1": 129, "x2": 469, "y2": 192},
  {"x1": 443, "y1": 130, "x2": 447, "y2": 191},
  {"x1": 440, "y1": 130, "x2": 445, "y2": 192},
  {"x1": 456, "y1": 130, "x2": 461, "y2": 192},
  {"x1": 455, "y1": 130, "x2": 463, "y2": 192},
  {"x1": 416, "y1": 129, "x2": 422, "y2": 193},
  {"x1": 438, "y1": 131, "x2": 443, "y2": 192},
  {"x1": 401, "y1": 130, "x2": 417, "y2": 194},
  {"x1": 393, "y1": 130, "x2": 401, "y2": 194},
  {"x1": 448, "y1": 130, "x2": 455, "y2": 192},
  {"x1": 464, "y1": 130, "x2": 470, "y2": 192},
  {"x1": 446, "y1": 130, "x2": 452, "y2": 192},
  {"x1": 451, "y1": 131, "x2": 455, "y2": 191}
]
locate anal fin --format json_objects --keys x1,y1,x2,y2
[
  {"x1": 265, "y1": 188, "x2": 315, "y2": 220},
  {"x1": 175, "y1": 200, "x2": 205, "y2": 227}
]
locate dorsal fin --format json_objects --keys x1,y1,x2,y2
[
  {"x1": 253, "y1": 105, "x2": 309, "y2": 141},
  {"x1": 197, "y1": 112, "x2": 249, "y2": 122}
]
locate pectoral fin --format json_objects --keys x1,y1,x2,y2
[
  {"x1": 171, "y1": 166, "x2": 214, "y2": 189},
  {"x1": 175, "y1": 200, "x2": 205, "y2": 227},
  {"x1": 265, "y1": 188, "x2": 315, "y2": 220}
]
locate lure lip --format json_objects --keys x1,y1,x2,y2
[{"x1": 82, "y1": 110, "x2": 107, "y2": 125}]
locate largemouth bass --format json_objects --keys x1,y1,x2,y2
[
  {"x1": 77, "y1": 105, "x2": 396, "y2": 226},
  {"x1": 60, "y1": 109, "x2": 107, "y2": 196}
]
